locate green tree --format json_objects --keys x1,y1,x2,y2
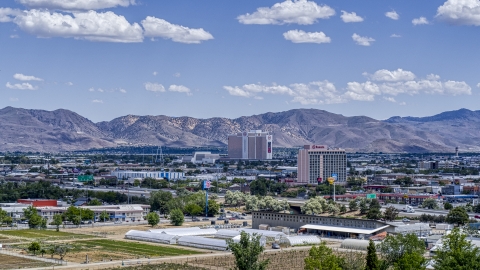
[
  {"x1": 349, "y1": 199, "x2": 358, "y2": 212},
  {"x1": 23, "y1": 205, "x2": 37, "y2": 220},
  {"x1": 304, "y1": 242, "x2": 343, "y2": 270},
  {"x1": 367, "y1": 199, "x2": 382, "y2": 220},
  {"x1": 444, "y1": 202, "x2": 453, "y2": 210},
  {"x1": 340, "y1": 204, "x2": 347, "y2": 214},
  {"x1": 359, "y1": 199, "x2": 368, "y2": 215},
  {"x1": 169, "y1": 208, "x2": 184, "y2": 226},
  {"x1": 52, "y1": 214, "x2": 63, "y2": 232},
  {"x1": 28, "y1": 213, "x2": 43, "y2": 229},
  {"x1": 226, "y1": 231, "x2": 269, "y2": 270},
  {"x1": 28, "y1": 241, "x2": 41, "y2": 255},
  {"x1": 87, "y1": 199, "x2": 102, "y2": 206},
  {"x1": 422, "y1": 198, "x2": 438, "y2": 209},
  {"x1": 383, "y1": 206, "x2": 399, "y2": 221},
  {"x1": 99, "y1": 210, "x2": 109, "y2": 222},
  {"x1": 365, "y1": 240, "x2": 380, "y2": 270},
  {"x1": 149, "y1": 191, "x2": 173, "y2": 216},
  {"x1": 393, "y1": 252, "x2": 426, "y2": 270},
  {"x1": 146, "y1": 212, "x2": 160, "y2": 227},
  {"x1": 434, "y1": 228, "x2": 480, "y2": 270},
  {"x1": 184, "y1": 203, "x2": 203, "y2": 220},
  {"x1": 446, "y1": 207, "x2": 469, "y2": 226},
  {"x1": 378, "y1": 233, "x2": 426, "y2": 269}
]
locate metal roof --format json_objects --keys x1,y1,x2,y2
[{"x1": 300, "y1": 224, "x2": 390, "y2": 235}]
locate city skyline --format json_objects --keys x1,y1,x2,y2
[{"x1": 0, "y1": 0, "x2": 479, "y2": 122}]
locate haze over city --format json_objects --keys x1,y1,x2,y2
[{"x1": 0, "y1": 0, "x2": 479, "y2": 122}]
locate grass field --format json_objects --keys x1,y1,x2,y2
[
  {"x1": 0, "y1": 229, "x2": 93, "y2": 240},
  {"x1": 0, "y1": 254, "x2": 56, "y2": 269},
  {"x1": 73, "y1": 239, "x2": 203, "y2": 257}
]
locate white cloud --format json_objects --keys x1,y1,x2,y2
[
  {"x1": 412, "y1": 16, "x2": 429, "y2": 25},
  {"x1": 10, "y1": 34, "x2": 19, "y2": 38},
  {"x1": 97, "y1": 88, "x2": 104, "y2": 92},
  {"x1": 173, "y1": 72, "x2": 181, "y2": 77},
  {"x1": 437, "y1": 0, "x2": 480, "y2": 26},
  {"x1": 352, "y1": 33, "x2": 375, "y2": 46},
  {"x1": 142, "y1": 16, "x2": 213, "y2": 44},
  {"x1": 399, "y1": 102, "x2": 406, "y2": 105},
  {"x1": 237, "y1": 0, "x2": 335, "y2": 25},
  {"x1": 16, "y1": 0, "x2": 136, "y2": 11},
  {"x1": 224, "y1": 80, "x2": 342, "y2": 105},
  {"x1": 390, "y1": 34, "x2": 401, "y2": 38},
  {"x1": 283, "y1": 29, "x2": 331, "y2": 44},
  {"x1": 426, "y1": 74, "x2": 441, "y2": 80},
  {"x1": 343, "y1": 81, "x2": 380, "y2": 101},
  {"x1": 340, "y1": 10, "x2": 363, "y2": 23},
  {"x1": 9, "y1": 97, "x2": 19, "y2": 102},
  {"x1": 66, "y1": 82, "x2": 73, "y2": 86},
  {"x1": 119, "y1": 88, "x2": 127, "y2": 93},
  {"x1": 477, "y1": 83, "x2": 480, "y2": 88},
  {"x1": 169, "y1": 85, "x2": 191, "y2": 95},
  {"x1": 144, "y1": 82, "x2": 165, "y2": 92},
  {"x1": 385, "y1": 11, "x2": 399, "y2": 20},
  {"x1": 13, "y1": 73, "x2": 43, "y2": 81},
  {"x1": 92, "y1": 99, "x2": 103, "y2": 103},
  {"x1": 153, "y1": 71, "x2": 158, "y2": 76},
  {"x1": 88, "y1": 87, "x2": 95, "y2": 92},
  {"x1": 383, "y1": 97, "x2": 397, "y2": 103},
  {"x1": 6, "y1": 82, "x2": 37, "y2": 90},
  {"x1": 13, "y1": 9, "x2": 144, "y2": 43},
  {"x1": 366, "y1": 68, "x2": 416, "y2": 82},
  {"x1": 0, "y1": 8, "x2": 22, "y2": 22}
]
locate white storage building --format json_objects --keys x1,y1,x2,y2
[
  {"x1": 177, "y1": 236, "x2": 228, "y2": 251},
  {"x1": 125, "y1": 230, "x2": 177, "y2": 244},
  {"x1": 281, "y1": 236, "x2": 321, "y2": 247}
]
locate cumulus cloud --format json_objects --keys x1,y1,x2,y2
[
  {"x1": 12, "y1": 9, "x2": 144, "y2": 43},
  {"x1": 224, "y1": 80, "x2": 342, "y2": 105},
  {"x1": 365, "y1": 68, "x2": 416, "y2": 82},
  {"x1": 283, "y1": 29, "x2": 331, "y2": 44},
  {"x1": 153, "y1": 71, "x2": 158, "y2": 76},
  {"x1": 383, "y1": 97, "x2": 397, "y2": 103},
  {"x1": 225, "y1": 69, "x2": 472, "y2": 104},
  {"x1": 119, "y1": 88, "x2": 127, "y2": 93},
  {"x1": 340, "y1": 10, "x2": 363, "y2": 23},
  {"x1": 6, "y1": 82, "x2": 37, "y2": 90},
  {"x1": 66, "y1": 82, "x2": 73, "y2": 86},
  {"x1": 477, "y1": 83, "x2": 480, "y2": 88},
  {"x1": 16, "y1": 0, "x2": 136, "y2": 11},
  {"x1": 390, "y1": 34, "x2": 401, "y2": 38},
  {"x1": 385, "y1": 11, "x2": 399, "y2": 20},
  {"x1": 173, "y1": 72, "x2": 181, "y2": 77},
  {"x1": 9, "y1": 97, "x2": 19, "y2": 102},
  {"x1": 144, "y1": 82, "x2": 165, "y2": 92},
  {"x1": 168, "y1": 85, "x2": 191, "y2": 95},
  {"x1": 142, "y1": 16, "x2": 213, "y2": 44},
  {"x1": 13, "y1": 73, "x2": 43, "y2": 81},
  {"x1": 352, "y1": 33, "x2": 375, "y2": 46},
  {"x1": 412, "y1": 16, "x2": 429, "y2": 25},
  {"x1": 0, "y1": 8, "x2": 22, "y2": 22},
  {"x1": 92, "y1": 99, "x2": 103, "y2": 103},
  {"x1": 237, "y1": 0, "x2": 335, "y2": 25},
  {"x1": 437, "y1": 0, "x2": 480, "y2": 26}
]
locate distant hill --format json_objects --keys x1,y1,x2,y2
[{"x1": 1, "y1": 106, "x2": 479, "y2": 153}]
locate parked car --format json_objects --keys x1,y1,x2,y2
[
  {"x1": 272, "y1": 243, "x2": 280, "y2": 249},
  {"x1": 202, "y1": 218, "x2": 209, "y2": 221},
  {"x1": 402, "y1": 218, "x2": 411, "y2": 222},
  {"x1": 217, "y1": 217, "x2": 225, "y2": 220},
  {"x1": 192, "y1": 217, "x2": 200, "y2": 221},
  {"x1": 228, "y1": 217, "x2": 236, "y2": 220},
  {"x1": 475, "y1": 215, "x2": 480, "y2": 219},
  {"x1": 241, "y1": 213, "x2": 247, "y2": 216}
]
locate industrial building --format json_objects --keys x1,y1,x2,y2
[
  {"x1": 252, "y1": 212, "x2": 390, "y2": 239},
  {"x1": 110, "y1": 170, "x2": 185, "y2": 181},
  {"x1": 228, "y1": 130, "x2": 273, "y2": 160},
  {"x1": 297, "y1": 145, "x2": 347, "y2": 184},
  {"x1": 36, "y1": 204, "x2": 150, "y2": 222}
]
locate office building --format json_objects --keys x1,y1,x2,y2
[
  {"x1": 297, "y1": 145, "x2": 346, "y2": 185},
  {"x1": 228, "y1": 130, "x2": 273, "y2": 160},
  {"x1": 111, "y1": 170, "x2": 185, "y2": 181}
]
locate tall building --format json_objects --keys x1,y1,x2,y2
[
  {"x1": 297, "y1": 145, "x2": 346, "y2": 185},
  {"x1": 228, "y1": 130, "x2": 273, "y2": 160}
]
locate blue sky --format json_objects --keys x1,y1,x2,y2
[{"x1": 1, "y1": 0, "x2": 479, "y2": 122}]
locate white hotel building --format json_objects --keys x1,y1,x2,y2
[{"x1": 297, "y1": 145, "x2": 347, "y2": 185}]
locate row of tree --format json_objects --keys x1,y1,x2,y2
[{"x1": 225, "y1": 191, "x2": 290, "y2": 212}]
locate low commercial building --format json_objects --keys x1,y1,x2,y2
[
  {"x1": 111, "y1": 170, "x2": 184, "y2": 181},
  {"x1": 191, "y1": 152, "x2": 220, "y2": 164},
  {"x1": 36, "y1": 204, "x2": 150, "y2": 222},
  {"x1": 252, "y1": 212, "x2": 390, "y2": 239}
]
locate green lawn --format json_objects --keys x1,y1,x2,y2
[
  {"x1": 74, "y1": 239, "x2": 203, "y2": 257},
  {"x1": 0, "y1": 229, "x2": 93, "y2": 240}
]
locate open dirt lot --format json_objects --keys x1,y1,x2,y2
[{"x1": 0, "y1": 253, "x2": 55, "y2": 269}]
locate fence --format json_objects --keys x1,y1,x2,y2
[{"x1": 0, "y1": 246, "x2": 67, "y2": 266}]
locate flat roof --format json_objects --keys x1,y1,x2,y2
[{"x1": 300, "y1": 224, "x2": 390, "y2": 235}]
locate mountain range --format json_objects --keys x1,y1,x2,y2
[{"x1": 1, "y1": 106, "x2": 479, "y2": 153}]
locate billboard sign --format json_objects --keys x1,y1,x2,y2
[
  {"x1": 203, "y1": 180, "x2": 211, "y2": 190},
  {"x1": 366, "y1": 194, "x2": 376, "y2": 199},
  {"x1": 327, "y1": 177, "x2": 335, "y2": 185},
  {"x1": 317, "y1": 177, "x2": 322, "y2": 183},
  {"x1": 77, "y1": 175, "x2": 94, "y2": 182}
]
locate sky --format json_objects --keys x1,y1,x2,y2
[{"x1": 0, "y1": 0, "x2": 480, "y2": 122}]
